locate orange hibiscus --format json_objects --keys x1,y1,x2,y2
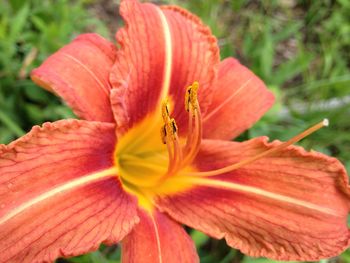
[{"x1": 0, "y1": 0, "x2": 349, "y2": 262}]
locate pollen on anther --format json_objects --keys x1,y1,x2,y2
[
  {"x1": 185, "y1": 81, "x2": 200, "y2": 112},
  {"x1": 170, "y1": 118, "x2": 178, "y2": 134},
  {"x1": 160, "y1": 125, "x2": 167, "y2": 144},
  {"x1": 161, "y1": 99, "x2": 171, "y2": 121},
  {"x1": 185, "y1": 85, "x2": 192, "y2": 112}
]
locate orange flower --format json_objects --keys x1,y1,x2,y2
[{"x1": 1, "y1": 0, "x2": 349, "y2": 262}]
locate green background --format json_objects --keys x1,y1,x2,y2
[{"x1": 0, "y1": 0, "x2": 349, "y2": 262}]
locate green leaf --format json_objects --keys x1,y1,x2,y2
[
  {"x1": 191, "y1": 230, "x2": 209, "y2": 248},
  {"x1": 0, "y1": 109, "x2": 25, "y2": 137},
  {"x1": 259, "y1": 23, "x2": 274, "y2": 80},
  {"x1": 272, "y1": 52, "x2": 314, "y2": 86},
  {"x1": 9, "y1": 4, "x2": 29, "y2": 40}
]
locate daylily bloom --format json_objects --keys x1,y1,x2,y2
[{"x1": 0, "y1": 0, "x2": 349, "y2": 262}]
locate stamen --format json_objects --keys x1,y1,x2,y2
[
  {"x1": 184, "y1": 106, "x2": 195, "y2": 151},
  {"x1": 160, "y1": 99, "x2": 183, "y2": 176},
  {"x1": 185, "y1": 85, "x2": 192, "y2": 112},
  {"x1": 162, "y1": 99, "x2": 171, "y2": 122},
  {"x1": 165, "y1": 118, "x2": 183, "y2": 174},
  {"x1": 185, "y1": 81, "x2": 199, "y2": 113},
  {"x1": 164, "y1": 121, "x2": 176, "y2": 172},
  {"x1": 171, "y1": 132, "x2": 183, "y2": 171},
  {"x1": 182, "y1": 81, "x2": 202, "y2": 167},
  {"x1": 186, "y1": 119, "x2": 329, "y2": 177},
  {"x1": 166, "y1": 137, "x2": 174, "y2": 166},
  {"x1": 189, "y1": 81, "x2": 199, "y2": 111},
  {"x1": 182, "y1": 104, "x2": 202, "y2": 167},
  {"x1": 157, "y1": 82, "x2": 203, "y2": 184},
  {"x1": 160, "y1": 125, "x2": 167, "y2": 144},
  {"x1": 169, "y1": 118, "x2": 178, "y2": 137}
]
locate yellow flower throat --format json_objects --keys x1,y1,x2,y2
[
  {"x1": 114, "y1": 82, "x2": 329, "y2": 211},
  {"x1": 114, "y1": 82, "x2": 202, "y2": 211}
]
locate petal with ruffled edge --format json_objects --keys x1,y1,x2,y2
[
  {"x1": 157, "y1": 138, "x2": 350, "y2": 260},
  {"x1": 121, "y1": 209, "x2": 198, "y2": 263},
  {"x1": 203, "y1": 58, "x2": 275, "y2": 140},
  {"x1": 0, "y1": 120, "x2": 138, "y2": 263},
  {"x1": 31, "y1": 33, "x2": 116, "y2": 122},
  {"x1": 110, "y1": 0, "x2": 219, "y2": 135}
]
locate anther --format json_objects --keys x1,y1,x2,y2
[
  {"x1": 170, "y1": 118, "x2": 178, "y2": 134},
  {"x1": 161, "y1": 99, "x2": 171, "y2": 122},
  {"x1": 185, "y1": 81, "x2": 199, "y2": 112},
  {"x1": 164, "y1": 118, "x2": 178, "y2": 140},
  {"x1": 190, "y1": 81, "x2": 199, "y2": 109},
  {"x1": 185, "y1": 85, "x2": 192, "y2": 112},
  {"x1": 160, "y1": 125, "x2": 167, "y2": 144},
  {"x1": 182, "y1": 81, "x2": 203, "y2": 168},
  {"x1": 160, "y1": 99, "x2": 179, "y2": 144}
]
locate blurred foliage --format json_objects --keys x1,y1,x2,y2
[
  {"x1": 0, "y1": 0, "x2": 349, "y2": 262},
  {"x1": 0, "y1": 0, "x2": 109, "y2": 143},
  {"x1": 173, "y1": 0, "x2": 350, "y2": 171}
]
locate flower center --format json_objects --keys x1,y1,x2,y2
[
  {"x1": 114, "y1": 81, "x2": 329, "y2": 211},
  {"x1": 114, "y1": 82, "x2": 202, "y2": 210}
]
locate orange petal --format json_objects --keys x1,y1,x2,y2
[
  {"x1": 110, "y1": 0, "x2": 219, "y2": 134},
  {"x1": 203, "y1": 58, "x2": 275, "y2": 140},
  {"x1": 121, "y1": 209, "x2": 198, "y2": 263},
  {"x1": 157, "y1": 138, "x2": 350, "y2": 260},
  {"x1": 31, "y1": 33, "x2": 116, "y2": 122},
  {"x1": 0, "y1": 120, "x2": 138, "y2": 262}
]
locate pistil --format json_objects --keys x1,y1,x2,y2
[
  {"x1": 118, "y1": 79, "x2": 329, "y2": 194},
  {"x1": 185, "y1": 119, "x2": 329, "y2": 177}
]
